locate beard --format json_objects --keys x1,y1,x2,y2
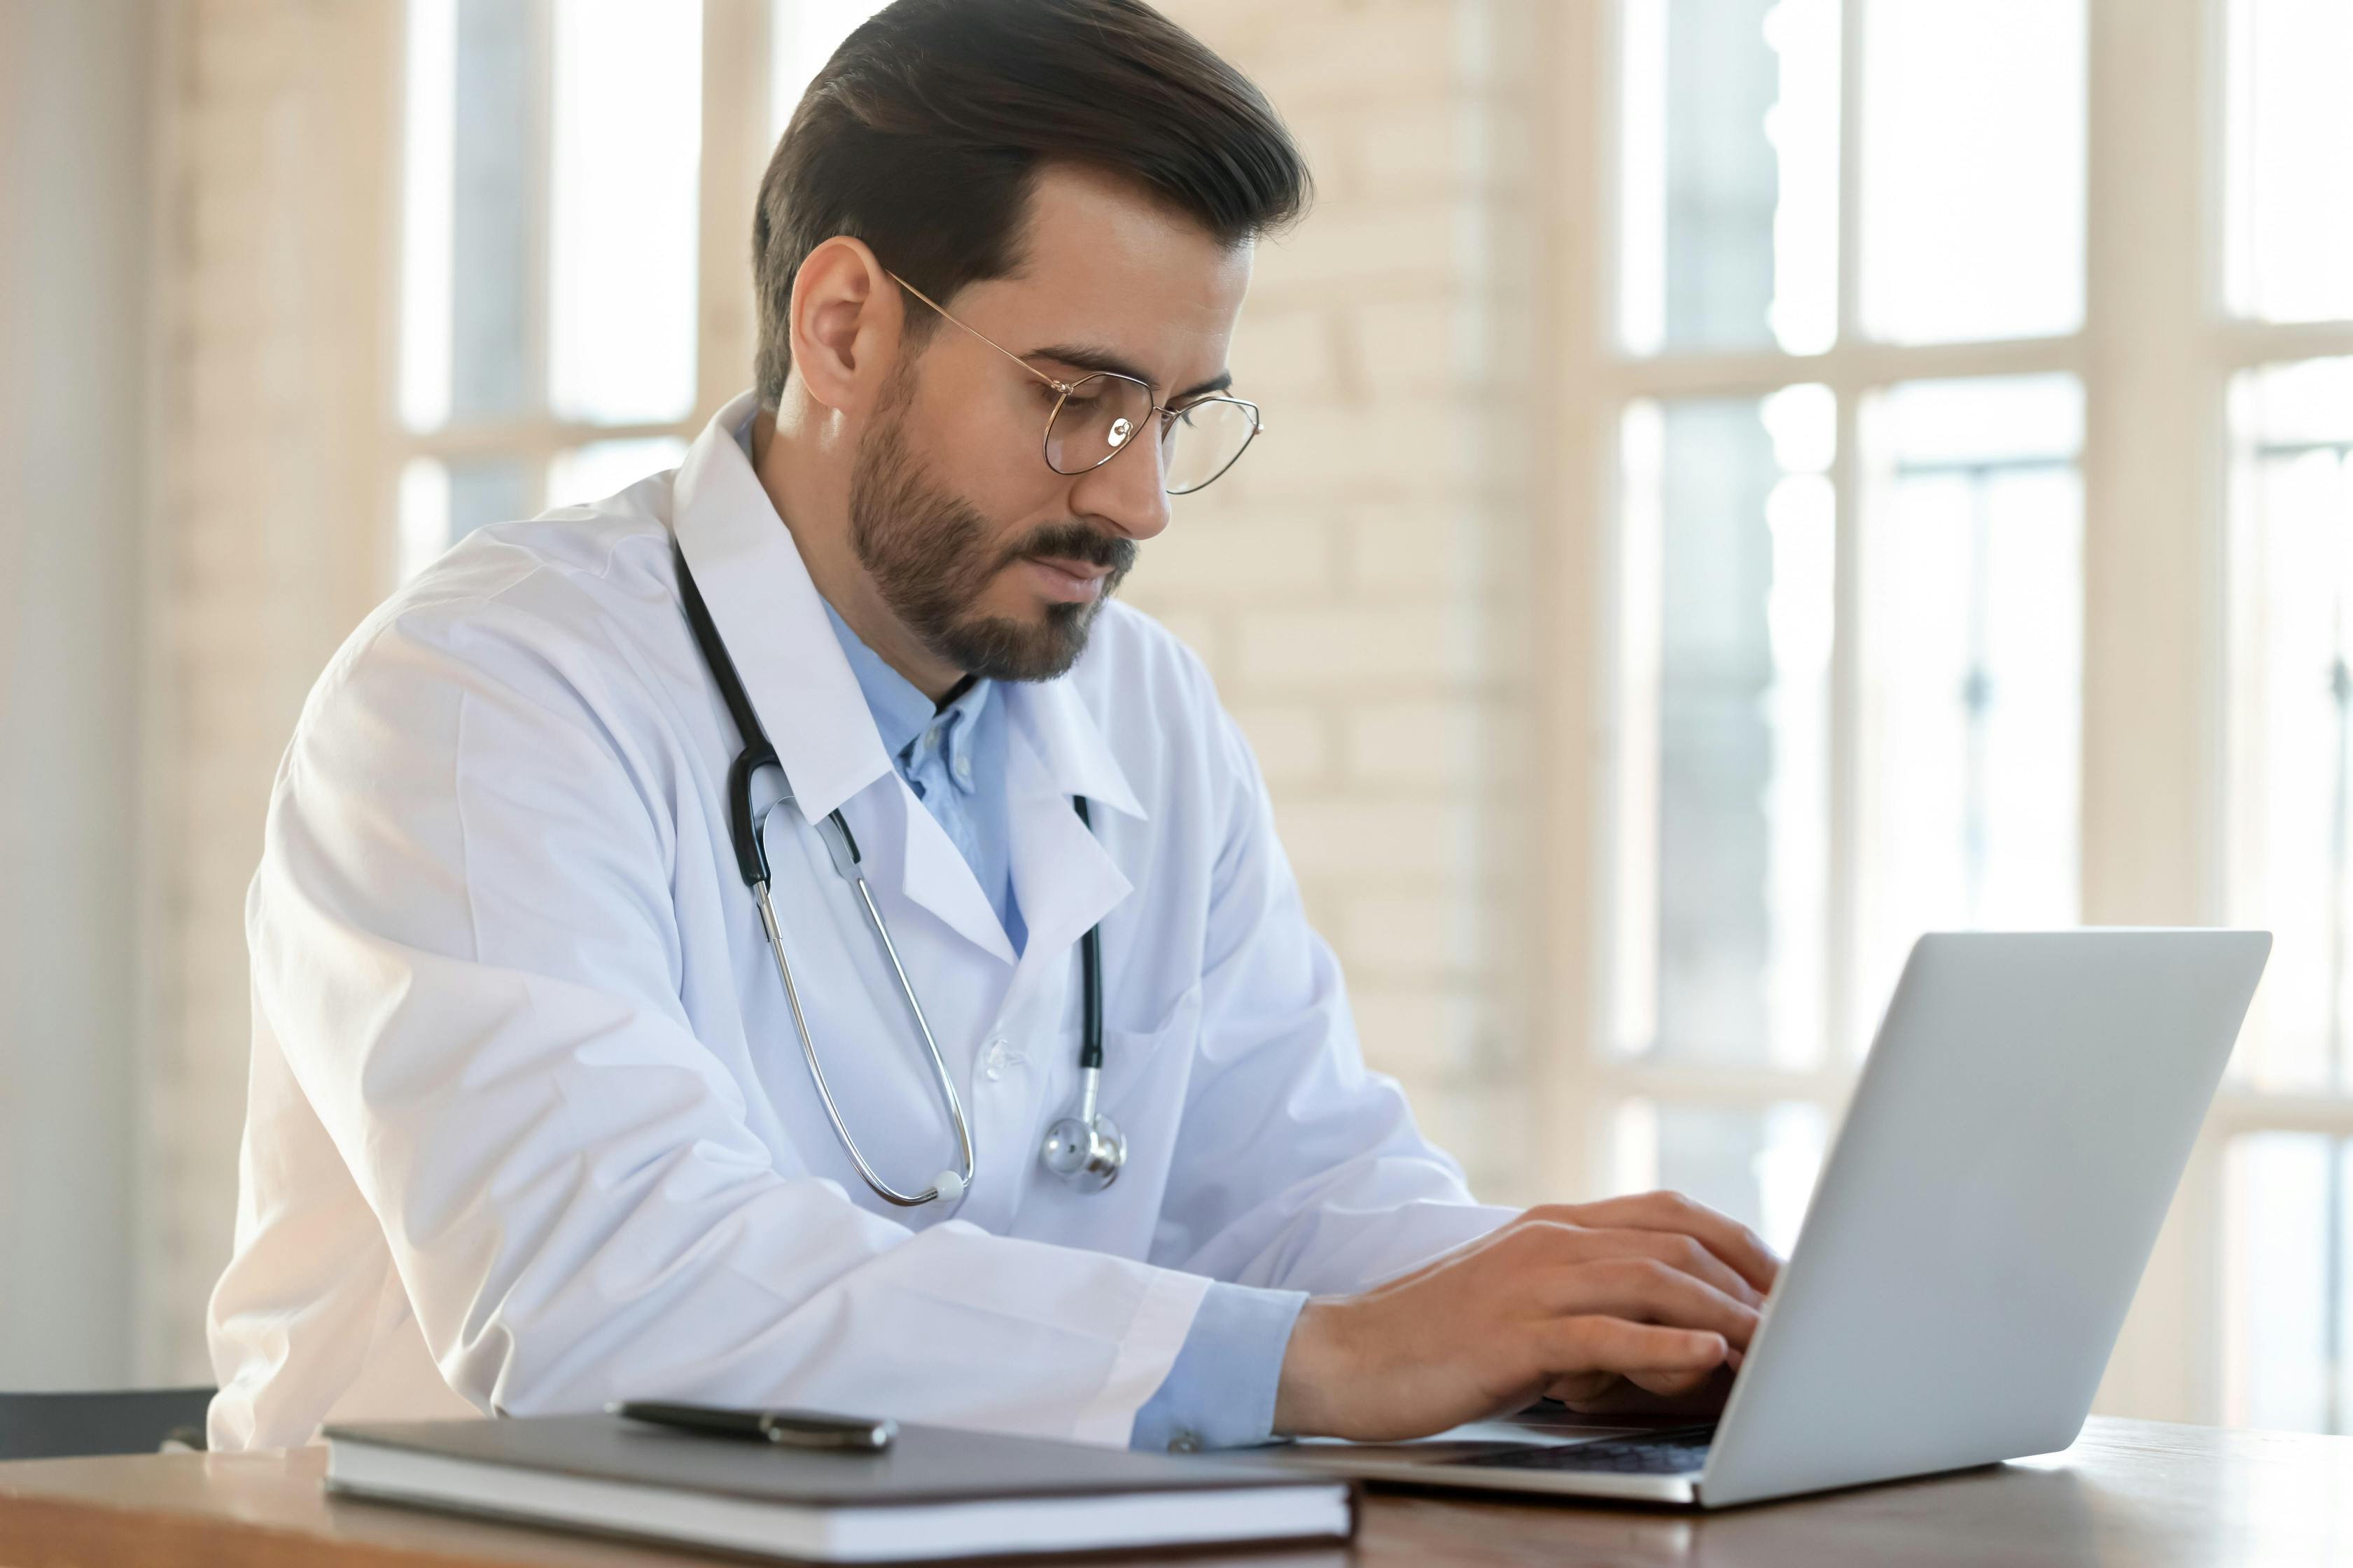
[{"x1": 846, "y1": 371, "x2": 1137, "y2": 684}]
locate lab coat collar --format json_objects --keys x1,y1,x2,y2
[
  {"x1": 1002, "y1": 670, "x2": 1147, "y2": 823},
  {"x1": 670, "y1": 391, "x2": 893, "y2": 825}
]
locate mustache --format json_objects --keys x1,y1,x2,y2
[{"x1": 999, "y1": 522, "x2": 1137, "y2": 579}]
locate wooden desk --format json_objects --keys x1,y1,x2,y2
[{"x1": 2, "y1": 1417, "x2": 2348, "y2": 1567}]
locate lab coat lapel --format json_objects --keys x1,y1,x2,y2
[
  {"x1": 898, "y1": 803, "x2": 1019, "y2": 965},
  {"x1": 1001, "y1": 678, "x2": 1143, "y2": 1001}
]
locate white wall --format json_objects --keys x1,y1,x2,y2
[
  {"x1": 0, "y1": 0, "x2": 155, "y2": 1388},
  {"x1": 141, "y1": 0, "x2": 402, "y2": 1380}
]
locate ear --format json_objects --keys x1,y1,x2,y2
[{"x1": 787, "y1": 235, "x2": 905, "y2": 415}]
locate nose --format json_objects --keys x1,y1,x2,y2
[{"x1": 1066, "y1": 414, "x2": 1173, "y2": 544}]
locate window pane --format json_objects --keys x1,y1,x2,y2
[
  {"x1": 772, "y1": 1, "x2": 891, "y2": 139},
  {"x1": 1611, "y1": 1098, "x2": 1829, "y2": 1254},
  {"x1": 1857, "y1": 0, "x2": 2084, "y2": 344},
  {"x1": 2223, "y1": 1133, "x2": 2352, "y2": 1433},
  {"x1": 2226, "y1": 0, "x2": 2353, "y2": 323},
  {"x1": 396, "y1": 455, "x2": 534, "y2": 582},
  {"x1": 2227, "y1": 358, "x2": 2353, "y2": 1093},
  {"x1": 451, "y1": 457, "x2": 534, "y2": 542},
  {"x1": 398, "y1": 458, "x2": 452, "y2": 582},
  {"x1": 1613, "y1": 386, "x2": 1834, "y2": 1069},
  {"x1": 548, "y1": 0, "x2": 702, "y2": 424},
  {"x1": 1618, "y1": 0, "x2": 1839, "y2": 356},
  {"x1": 547, "y1": 436, "x2": 689, "y2": 511},
  {"x1": 1854, "y1": 375, "x2": 2083, "y2": 1039},
  {"x1": 402, "y1": 0, "x2": 541, "y2": 431}
]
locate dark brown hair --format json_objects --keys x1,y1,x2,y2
[{"x1": 750, "y1": 0, "x2": 1311, "y2": 407}]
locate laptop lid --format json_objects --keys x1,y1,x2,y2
[{"x1": 1698, "y1": 930, "x2": 2269, "y2": 1507}]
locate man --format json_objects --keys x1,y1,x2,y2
[{"x1": 209, "y1": 0, "x2": 1777, "y2": 1455}]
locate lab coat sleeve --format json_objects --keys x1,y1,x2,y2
[
  {"x1": 249, "y1": 592, "x2": 1204, "y2": 1445},
  {"x1": 1150, "y1": 700, "x2": 1520, "y2": 1295}
]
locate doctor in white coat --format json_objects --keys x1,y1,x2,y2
[{"x1": 208, "y1": 0, "x2": 1778, "y2": 1455}]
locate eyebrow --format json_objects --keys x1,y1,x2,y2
[{"x1": 1027, "y1": 342, "x2": 1234, "y2": 402}]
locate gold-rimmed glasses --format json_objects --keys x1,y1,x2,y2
[{"x1": 887, "y1": 271, "x2": 1264, "y2": 494}]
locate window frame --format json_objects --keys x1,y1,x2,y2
[
  {"x1": 1539, "y1": 0, "x2": 2353, "y2": 1429},
  {"x1": 384, "y1": 0, "x2": 778, "y2": 579}
]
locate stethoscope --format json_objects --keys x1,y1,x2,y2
[{"x1": 675, "y1": 545, "x2": 1126, "y2": 1208}]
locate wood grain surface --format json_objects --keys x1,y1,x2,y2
[{"x1": 3, "y1": 1416, "x2": 2349, "y2": 1567}]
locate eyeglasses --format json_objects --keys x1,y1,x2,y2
[{"x1": 887, "y1": 272, "x2": 1264, "y2": 495}]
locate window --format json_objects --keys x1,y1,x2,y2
[
  {"x1": 1581, "y1": 0, "x2": 2353, "y2": 1434},
  {"x1": 1596, "y1": 0, "x2": 2087, "y2": 1254},
  {"x1": 2215, "y1": 0, "x2": 2353, "y2": 1436},
  {"x1": 2224, "y1": 356, "x2": 2353, "y2": 1429},
  {"x1": 394, "y1": 1, "x2": 884, "y2": 580}
]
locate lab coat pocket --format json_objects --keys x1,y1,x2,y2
[{"x1": 1098, "y1": 981, "x2": 1203, "y2": 1113}]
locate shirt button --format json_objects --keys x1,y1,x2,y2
[
  {"x1": 1168, "y1": 1430, "x2": 1202, "y2": 1454},
  {"x1": 953, "y1": 755, "x2": 972, "y2": 787},
  {"x1": 923, "y1": 727, "x2": 941, "y2": 751},
  {"x1": 982, "y1": 1037, "x2": 1009, "y2": 1081}
]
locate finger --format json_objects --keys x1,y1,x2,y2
[
  {"x1": 1623, "y1": 1366, "x2": 1716, "y2": 1399},
  {"x1": 1535, "y1": 1314, "x2": 1729, "y2": 1381},
  {"x1": 1541, "y1": 1225, "x2": 1764, "y2": 1308},
  {"x1": 1547, "y1": 1193, "x2": 1782, "y2": 1293},
  {"x1": 1544, "y1": 1368, "x2": 1714, "y2": 1412},
  {"x1": 1538, "y1": 1257, "x2": 1763, "y2": 1350},
  {"x1": 1542, "y1": 1371, "x2": 1622, "y2": 1406}
]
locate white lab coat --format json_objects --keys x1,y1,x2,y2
[{"x1": 206, "y1": 391, "x2": 1512, "y2": 1452}]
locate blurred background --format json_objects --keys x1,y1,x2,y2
[{"x1": 4, "y1": 0, "x2": 2352, "y2": 1436}]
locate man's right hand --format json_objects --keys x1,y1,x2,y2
[{"x1": 1269, "y1": 1191, "x2": 1781, "y2": 1443}]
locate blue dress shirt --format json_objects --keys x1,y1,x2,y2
[{"x1": 816, "y1": 601, "x2": 1306, "y2": 1451}]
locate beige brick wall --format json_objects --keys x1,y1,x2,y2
[
  {"x1": 147, "y1": 0, "x2": 1553, "y2": 1378},
  {"x1": 1138, "y1": 0, "x2": 1549, "y2": 1199},
  {"x1": 147, "y1": 0, "x2": 401, "y2": 1379}
]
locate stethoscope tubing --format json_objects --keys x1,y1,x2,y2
[
  {"x1": 752, "y1": 871, "x2": 975, "y2": 1207},
  {"x1": 673, "y1": 540, "x2": 1109, "y2": 1209}
]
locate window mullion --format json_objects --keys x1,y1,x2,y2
[
  {"x1": 1826, "y1": 369, "x2": 1864, "y2": 1063},
  {"x1": 2215, "y1": 318, "x2": 2353, "y2": 369},
  {"x1": 1834, "y1": 0, "x2": 1864, "y2": 348},
  {"x1": 2078, "y1": 0, "x2": 2225, "y2": 1427},
  {"x1": 524, "y1": 0, "x2": 556, "y2": 509},
  {"x1": 697, "y1": 0, "x2": 774, "y2": 422},
  {"x1": 1600, "y1": 335, "x2": 2086, "y2": 402}
]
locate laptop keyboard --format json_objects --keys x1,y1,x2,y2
[{"x1": 1462, "y1": 1425, "x2": 1715, "y2": 1476}]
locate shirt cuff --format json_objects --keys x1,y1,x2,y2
[{"x1": 1127, "y1": 1281, "x2": 1308, "y2": 1453}]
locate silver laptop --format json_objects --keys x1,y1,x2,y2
[{"x1": 1275, "y1": 930, "x2": 2270, "y2": 1508}]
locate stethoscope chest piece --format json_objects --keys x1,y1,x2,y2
[{"x1": 1040, "y1": 1065, "x2": 1126, "y2": 1193}]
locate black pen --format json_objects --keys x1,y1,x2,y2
[{"x1": 610, "y1": 1400, "x2": 896, "y2": 1452}]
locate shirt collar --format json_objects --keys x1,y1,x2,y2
[{"x1": 926, "y1": 678, "x2": 995, "y2": 796}]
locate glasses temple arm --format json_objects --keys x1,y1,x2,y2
[{"x1": 886, "y1": 270, "x2": 1070, "y2": 393}]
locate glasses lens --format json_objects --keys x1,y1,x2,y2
[
  {"x1": 1045, "y1": 374, "x2": 1157, "y2": 475},
  {"x1": 1165, "y1": 398, "x2": 1260, "y2": 494}
]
